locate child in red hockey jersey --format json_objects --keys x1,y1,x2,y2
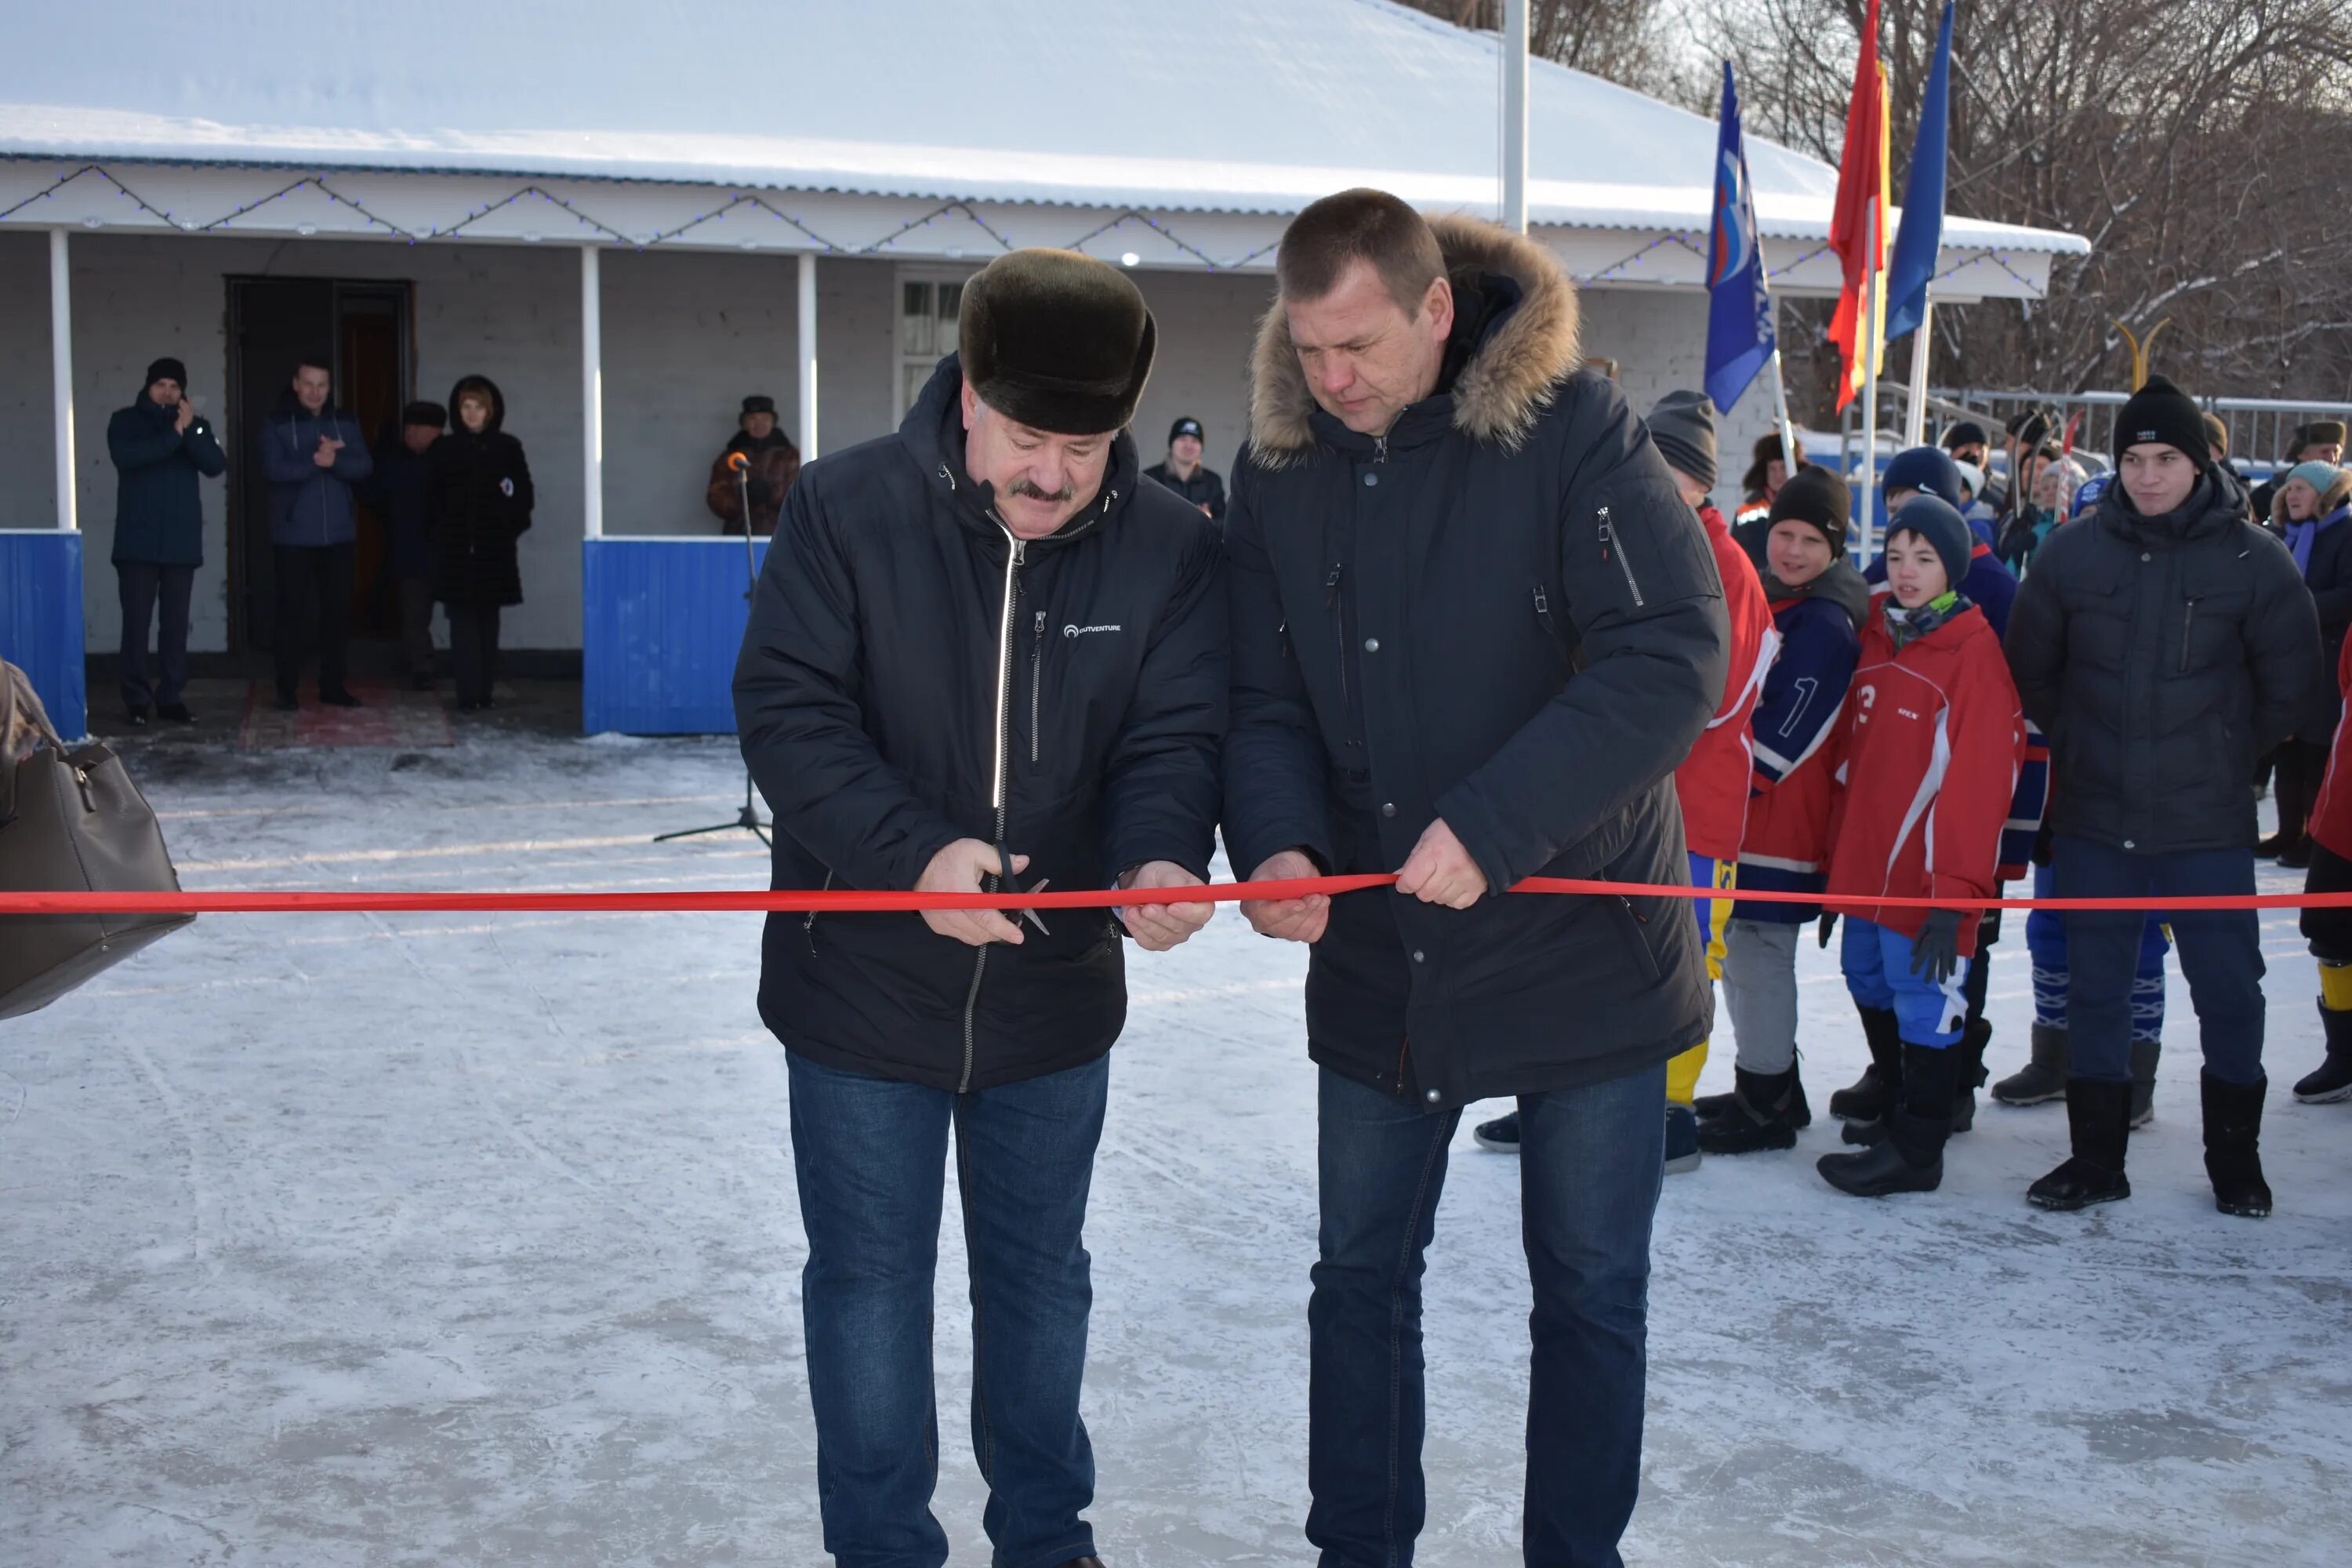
[{"x1": 1817, "y1": 495, "x2": 2026, "y2": 1196}]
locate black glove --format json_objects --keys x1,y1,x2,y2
[
  {"x1": 1817, "y1": 910, "x2": 1838, "y2": 949},
  {"x1": 1910, "y1": 909, "x2": 1964, "y2": 984}
]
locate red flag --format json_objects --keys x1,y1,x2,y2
[{"x1": 1828, "y1": 0, "x2": 1892, "y2": 411}]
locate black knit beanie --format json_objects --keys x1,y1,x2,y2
[
  {"x1": 145, "y1": 356, "x2": 187, "y2": 390},
  {"x1": 1767, "y1": 463, "x2": 1851, "y2": 555},
  {"x1": 2114, "y1": 375, "x2": 2206, "y2": 466},
  {"x1": 1886, "y1": 494, "x2": 1973, "y2": 591}
]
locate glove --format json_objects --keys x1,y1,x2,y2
[
  {"x1": 1817, "y1": 910, "x2": 1838, "y2": 949},
  {"x1": 1910, "y1": 909, "x2": 1964, "y2": 985}
]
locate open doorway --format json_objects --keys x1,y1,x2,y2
[{"x1": 224, "y1": 278, "x2": 412, "y2": 655}]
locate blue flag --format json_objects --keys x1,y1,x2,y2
[
  {"x1": 1884, "y1": 0, "x2": 1953, "y2": 340},
  {"x1": 1704, "y1": 61, "x2": 1775, "y2": 416}
]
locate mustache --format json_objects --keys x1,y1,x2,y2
[{"x1": 1003, "y1": 477, "x2": 1076, "y2": 503}]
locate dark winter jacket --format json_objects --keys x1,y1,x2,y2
[
  {"x1": 107, "y1": 390, "x2": 225, "y2": 567},
  {"x1": 256, "y1": 396, "x2": 372, "y2": 547},
  {"x1": 2006, "y1": 467, "x2": 2321, "y2": 854},
  {"x1": 707, "y1": 429, "x2": 801, "y2": 535},
  {"x1": 426, "y1": 377, "x2": 534, "y2": 608},
  {"x1": 1222, "y1": 216, "x2": 1729, "y2": 1111},
  {"x1": 1144, "y1": 459, "x2": 1227, "y2": 523},
  {"x1": 2273, "y1": 470, "x2": 2352, "y2": 741},
  {"x1": 365, "y1": 435, "x2": 435, "y2": 581},
  {"x1": 733, "y1": 355, "x2": 1225, "y2": 1093}
]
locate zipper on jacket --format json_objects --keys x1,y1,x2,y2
[
  {"x1": 803, "y1": 869, "x2": 834, "y2": 955},
  {"x1": 1598, "y1": 506, "x2": 1645, "y2": 608},
  {"x1": 963, "y1": 520, "x2": 1028, "y2": 1094},
  {"x1": 1029, "y1": 609, "x2": 1047, "y2": 764},
  {"x1": 1373, "y1": 434, "x2": 1389, "y2": 464},
  {"x1": 2179, "y1": 597, "x2": 2199, "y2": 676},
  {"x1": 1326, "y1": 564, "x2": 1350, "y2": 710},
  {"x1": 1533, "y1": 582, "x2": 1561, "y2": 640}
]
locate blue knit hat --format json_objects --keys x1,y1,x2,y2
[
  {"x1": 2285, "y1": 460, "x2": 2347, "y2": 501},
  {"x1": 1885, "y1": 494, "x2": 1974, "y2": 590},
  {"x1": 1882, "y1": 445, "x2": 1965, "y2": 510},
  {"x1": 2071, "y1": 472, "x2": 2110, "y2": 518}
]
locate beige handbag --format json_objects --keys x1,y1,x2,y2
[{"x1": 1, "y1": 661, "x2": 194, "y2": 1019}]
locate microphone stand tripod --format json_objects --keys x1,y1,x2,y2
[{"x1": 655, "y1": 453, "x2": 772, "y2": 847}]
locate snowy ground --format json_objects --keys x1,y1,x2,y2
[{"x1": 4, "y1": 730, "x2": 2350, "y2": 1567}]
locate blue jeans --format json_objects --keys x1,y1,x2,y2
[
  {"x1": 1841, "y1": 916, "x2": 1969, "y2": 1047},
  {"x1": 1308, "y1": 1063, "x2": 1666, "y2": 1568},
  {"x1": 788, "y1": 1050, "x2": 1108, "y2": 1568},
  {"x1": 2052, "y1": 836, "x2": 2263, "y2": 1084}
]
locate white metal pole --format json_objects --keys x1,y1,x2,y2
[
  {"x1": 1903, "y1": 296, "x2": 1934, "y2": 448},
  {"x1": 50, "y1": 228, "x2": 77, "y2": 532},
  {"x1": 798, "y1": 251, "x2": 819, "y2": 462},
  {"x1": 1767, "y1": 349, "x2": 1799, "y2": 482},
  {"x1": 580, "y1": 245, "x2": 604, "y2": 539},
  {"x1": 1857, "y1": 209, "x2": 1880, "y2": 565},
  {"x1": 1501, "y1": 0, "x2": 1529, "y2": 234}
]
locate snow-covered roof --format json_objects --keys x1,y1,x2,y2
[{"x1": 0, "y1": 0, "x2": 2085, "y2": 258}]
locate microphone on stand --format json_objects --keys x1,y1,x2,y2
[{"x1": 654, "y1": 446, "x2": 771, "y2": 848}]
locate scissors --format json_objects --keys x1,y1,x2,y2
[{"x1": 993, "y1": 839, "x2": 1051, "y2": 936}]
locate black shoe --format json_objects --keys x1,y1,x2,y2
[
  {"x1": 1830, "y1": 1006, "x2": 1904, "y2": 1121},
  {"x1": 1664, "y1": 1104, "x2": 1701, "y2": 1174},
  {"x1": 2255, "y1": 832, "x2": 2289, "y2": 860},
  {"x1": 1472, "y1": 1109, "x2": 1519, "y2": 1153},
  {"x1": 2278, "y1": 836, "x2": 2314, "y2": 869},
  {"x1": 1697, "y1": 1065, "x2": 1811, "y2": 1129},
  {"x1": 1951, "y1": 1018, "x2": 1992, "y2": 1134},
  {"x1": 1820, "y1": 1045, "x2": 1954, "y2": 1196},
  {"x1": 320, "y1": 688, "x2": 363, "y2": 708},
  {"x1": 2129, "y1": 1038, "x2": 2160, "y2": 1129},
  {"x1": 2202, "y1": 1073, "x2": 2272, "y2": 1218},
  {"x1": 124, "y1": 704, "x2": 151, "y2": 726},
  {"x1": 1993, "y1": 1024, "x2": 2069, "y2": 1105},
  {"x1": 2027, "y1": 1078, "x2": 2133, "y2": 1210},
  {"x1": 1817, "y1": 1118, "x2": 1944, "y2": 1196},
  {"x1": 1695, "y1": 1065, "x2": 1801, "y2": 1154},
  {"x1": 2294, "y1": 1001, "x2": 2352, "y2": 1102},
  {"x1": 155, "y1": 702, "x2": 194, "y2": 724}
]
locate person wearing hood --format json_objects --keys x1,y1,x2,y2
[
  {"x1": 2249, "y1": 418, "x2": 2345, "y2": 524},
  {"x1": 2259, "y1": 460, "x2": 2352, "y2": 867},
  {"x1": 1994, "y1": 442, "x2": 2071, "y2": 574},
  {"x1": 368, "y1": 401, "x2": 448, "y2": 691},
  {"x1": 706, "y1": 394, "x2": 800, "y2": 536},
  {"x1": 2005, "y1": 374, "x2": 2321, "y2": 1218},
  {"x1": 733, "y1": 248, "x2": 1222, "y2": 1568},
  {"x1": 107, "y1": 355, "x2": 226, "y2": 724},
  {"x1": 1814, "y1": 496, "x2": 2025, "y2": 1196},
  {"x1": 1700, "y1": 467, "x2": 1868, "y2": 1156},
  {"x1": 426, "y1": 376, "x2": 533, "y2": 712},
  {"x1": 256, "y1": 358, "x2": 372, "y2": 710},
  {"x1": 1733, "y1": 430, "x2": 1805, "y2": 526}
]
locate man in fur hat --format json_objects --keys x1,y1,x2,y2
[
  {"x1": 733, "y1": 248, "x2": 1224, "y2": 1568},
  {"x1": 1221, "y1": 187, "x2": 1729, "y2": 1564}
]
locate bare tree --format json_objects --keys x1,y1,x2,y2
[{"x1": 1395, "y1": 0, "x2": 1680, "y2": 96}]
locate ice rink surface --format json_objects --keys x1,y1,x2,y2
[{"x1": 4, "y1": 734, "x2": 2349, "y2": 1566}]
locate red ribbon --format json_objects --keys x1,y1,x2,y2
[{"x1": 0, "y1": 874, "x2": 2339, "y2": 916}]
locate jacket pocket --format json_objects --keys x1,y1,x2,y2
[
  {"x1": 803, "y1": 869, "x2": 835, "y2": 955},
  {"x1": 1597, "y1": 506, "x2": 1646, "y2": 608}
]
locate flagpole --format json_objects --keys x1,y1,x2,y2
[
  {"x1": 1904, "y1": 296, "x2": 1933, "y2": 447},
  {"x1": 1859, "y1": 202, "x2": 1880, "y2": 566}
]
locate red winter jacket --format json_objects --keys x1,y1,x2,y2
[
  {"x1": 1674, "y1": 502, "x2": 1779, "y2": 862},
  {"x1": 2310, "y1": 635, "x2": 2352, "y2": 862},
  {"x1": 1824, "y1": 595, "x2": 2025, "y2": 951}
]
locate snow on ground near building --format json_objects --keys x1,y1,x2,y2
[{"x1": 4, "y1": 732, "x2": 2349, "y2": 1567}]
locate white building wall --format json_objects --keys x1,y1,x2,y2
[
  {"x1": 0, "y1": 232, "x2": 57, "y2": 531},
  {"x1": 1577, "y1": 285, "x2": 1779, "y2": 501}
]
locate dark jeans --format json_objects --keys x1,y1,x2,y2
[
  {"x1": 447, "y1": 601, "x2": 502, "y2": 705},
  {"x1": 115, "y1": 560, "x2": 193, "y2": 711},
  {"x1": 273, "y1": 543, "x2": 354, "y2": 701},
  {"x1": 2054, "y1": 834, "x2": 2264, "y2": 1084},
  {"x1": 787, "y1": 1049, "x2": 1105, "y2": 1568},
  {"x1": 1308, "y1": 1062, "x2": 1666, "y2": 1568}
]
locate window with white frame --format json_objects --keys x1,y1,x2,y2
[{"x1": 898, "y1": 270, "x2": 971, "y2": 418}]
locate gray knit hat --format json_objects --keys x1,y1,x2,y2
[{"x1": 1646, "y1": 390, "x2": 1718, "y2": 492}]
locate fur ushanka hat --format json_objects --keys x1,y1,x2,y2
[{"x1": 959, "y1": 249, "x2": 1156, "y2": 435}]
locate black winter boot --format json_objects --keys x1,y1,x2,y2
[
  {"x1": 2292, "y1": 1001, "x2": 2352, "y2": 1104},
  {"x1": 2027, "y1": 1079, "x2": 2133, "y2": 1211},
  {"x1": 2128, "y1": 1038, "x2": 2161, "y2": 1128},
  {"x1": 1818, "y1": 1044, "x2": 1954, "y2": 1196},
  {"x1": 2201, "y1": 1073, "x2": 2273, "y2": 1218},
  {"x1": 1695, "y1": 1066, "x2": 1802, "y2": 1154},
  {"x1": 1697, "y1": 1060, "x2": 1812, "y2": 1128},
  {"x1": 1830, "y1": 1006, "x2": 1904, "y2": 1122},
  {"x1": 1993, "y1": 1024, "x2": 2069, "y2": 1106},
  {"x1": 1951, "y1": 1017, "x2": 1993, "y2": 1134}
]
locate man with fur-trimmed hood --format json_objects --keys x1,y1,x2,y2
[{"x1": 1221, "y1": 189, "x2": 1728, "y2": 1563}]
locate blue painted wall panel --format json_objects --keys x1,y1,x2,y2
[
  {"x1": 0, "y1": 532, "x2": 88, "y2": 739},
  {"x1": 583, "y1": 538, "x2": 769, "y2": 735}
]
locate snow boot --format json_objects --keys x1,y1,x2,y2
[
  {"x1": 1993, "y1": 1024, "x2": 2069, "y2": 1106},
  {"x1": 2292, "y1": 1000, "x2": 2352, "y2": 1104},
  {"x1": 1695, "y1": 1062, "x2": 1811, "y2": 1129},
  {"x1": 1664, "y1": 1103, "x2": 1702, "y2": 1175},
  {"x1": 2201, "y1": 1073, "x2": 2272, "y2": 1219},
  {"x1": 2026, "y1": 1078, "x2": 2133, "y2": 1211},
  {"x1": 1951, "y1": 1017, "x2": 1992, "y2": 1134},
  {"x1": 1472, "y1": 1109, "x2": 1520, "y2": 1153},
  {"x1": 1818, "y1": 1044, "x2": 1954, "y2": 1196},
  {"x1": 1830, "y1": 1006, "x2": 1904, "y2": 1123},
  {"x1": 2128, "y1": 1038, "x2": 2161, "y2": 1129},
  {"x1": 1695, "y1": 1065, "x2": 1802, "y2": 1154}
]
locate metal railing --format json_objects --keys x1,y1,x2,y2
[{"x1": 1875, "y1": 387, "x2": 2352, "y2": 477}]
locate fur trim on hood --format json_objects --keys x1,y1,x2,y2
[
  {"x1": 1248, "y1": 214, "x2": 1581, "y2": 463},
  {"x1": 2271, "y1": 464, "x2": 2352, "y2": 528}
]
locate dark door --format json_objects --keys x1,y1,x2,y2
[{"x1": 225, "y1": 278, "x2": 412, "y2": 654}]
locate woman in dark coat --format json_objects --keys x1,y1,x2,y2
[
  {"x1": 2265, "y1": 461, "x2": 2352, "y2": 866},
  {"x1": 426, "y1": 375, "x2": 533, "y2": 711}
]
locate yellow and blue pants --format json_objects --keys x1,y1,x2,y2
[{"x1": 1665, "y1": 853, "x2": 1737, "y2": 1105}]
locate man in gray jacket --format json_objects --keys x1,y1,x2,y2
[{"x1": 257, "y1": 358, "x2": 372, "y2": 710}]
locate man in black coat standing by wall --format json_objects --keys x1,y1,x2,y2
[
  {"x1": 1142, "y1": 415, "x2": 1225, "y2": 522},
  {"x1": 2006, "y1": 375, "x2": 2321, "y2": 1219},
  {"x1": 1221, "y1": 189, "x2": 1727, "y2": 1567},
  {"x1": 107, "y1": 357, "x2": 226, "y2": 725},
  {"x1": 368, "y1": 400, "x2": 447, "y2": 691},
  {"x1": 733, "y1": 247, "x2": 1224, "y2": 1568}
]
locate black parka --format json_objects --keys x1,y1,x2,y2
[
  {"x1": 733, "y1": 357, "x2": 1225, "y2": 1091},
  {"x1": 2006, "y1": 467, "x2": 2321, "y2": 854},
  {"x1": 107, "y1": 390, "x2": 226, "y2": 567},
  {"x1": 426, "y1": 376, "x2": 533, "y2": 608},
  {"x1": 1222, "y1": 216, "x2": 1730, "y2": 1110}
]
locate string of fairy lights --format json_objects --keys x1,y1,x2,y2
[{"x1": 0, "y1": 160, "x2": 2049, "y2": 296}]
